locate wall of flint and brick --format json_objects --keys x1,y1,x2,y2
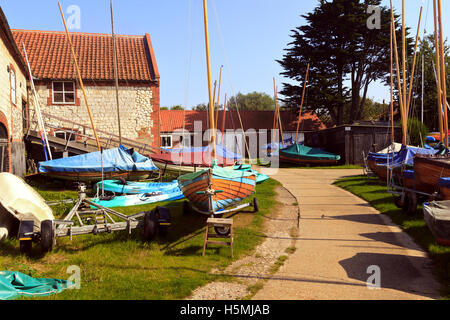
[
  {"x1": 0, "y1": 30, "x2": 27, "y2": 176},
  {"x1": 32, "y1": 81, "x2": 158, "y2": 147}
]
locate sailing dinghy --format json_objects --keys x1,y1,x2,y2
[
  {"x1": 95, "y1": 179, "x2": 179, "y2": 195},
  {"x1": 38, "y1": 146, "x2": 158, "y2": 182}
]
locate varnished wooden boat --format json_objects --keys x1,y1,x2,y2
[
  {"x1": 178, "y1": 167, "x2": 257, "y2": 213},
  {"x1": 402, "y1": 170, "x2": 416, "y2": 190},
  {"x1": 413, "y1": 154, "x2": 450, "y2": 194}
]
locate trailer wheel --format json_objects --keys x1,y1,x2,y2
[
  {"x1": 182, "y1": 201, "x2": 192, "y2": 215},
  {"x1": 253, "y1": 198, "x2": 259, "y2": 213},
  {"x1": 403, "y1": 192, "x2": 418, "y2": 215},
  {"x1": 143, "y1": 211, "x2": 158, "y2": 242},
  {"x1": 40, "y1": 220, "x2": 54, "y2": 253},
  {"x1": 394, "y1": 196, "x2": 404, "y2": 209},
  {"x1": 19, "y1": 240, "x2": 32, "y2": 255}
]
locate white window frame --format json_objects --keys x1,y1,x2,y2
[
  {"x1": 161, "y1": 135, "x2": 173, "y2": 149},
  {"x1": 52, "y1": 81, "x2": 76, "y2": 105},
  {"x1": 10, "y1": 68, "x2": 16, "y2": 106}
]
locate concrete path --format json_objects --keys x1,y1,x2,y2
[{"x1": 253, "y1": 169, "x2": 441, "y2": 300}]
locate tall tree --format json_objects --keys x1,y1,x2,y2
[{"x1": 278, "y1": 0, "x2": 413, "y2": 126}]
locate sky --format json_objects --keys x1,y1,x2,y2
[{"x1": 1, "y1": 0, "x2": 449, "y2": 109}]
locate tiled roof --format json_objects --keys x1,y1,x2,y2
[
  {"x1": 160, "y1": 110, "x2": 326, "y2": 133},
  {"x1": 12, "y1": 29, "x2": 158, "y2": 82},
  {"x1": 0, "y1": 7, "x2": 27, "y2": 74}
]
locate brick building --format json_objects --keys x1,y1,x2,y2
[
  {"x1": 12, "y1": 28, "x2": 161, "y2": 152},
  {"x1": 0, "y1": 8, "x2": 27, "y2": 176}
]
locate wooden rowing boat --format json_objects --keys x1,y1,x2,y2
[
  {"x1": 413, "y1": 154, "x2": 450, "y2": 194},
  {"x1": 178, "y1": 167, "x2": 256, "y2": 213}
]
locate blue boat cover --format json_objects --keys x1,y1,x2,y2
[
  {"x1": 367, "y1": 152, "x2": 395, "y2": 162},
  {"x1": 439, "y1": 177, "x2": 450, "y2": 188},
  {"x1": 376, "y1": 145, "x2": 437, "y2": 168},
  {"x1": 163, "y1": 144, "x2": 242, "y2": 160},
  {"x1": 39, "y1": 146, "x2": 158, "y2": 173},
  {"x1": 0, "y1": 271, "x2": 73, "y2": 300}
]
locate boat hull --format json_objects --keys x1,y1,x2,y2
[
  {"x1": 90, "y1": 188, "x2": 185, "y2": 208},
  {"x1": 423, "y1": 201, "x2": 450, "y2": 246},
  {"x1": 0, "y1": 173, "x2": 55, "y2": 237},
  {"x1": 95, "y1": 180, "x2": 179, "y2": 195},
  {"x1": 414, "y1": 155, "x2": 450, "y2": 195},
  {"x1": 44, "y1": 170, "x2": 153, "y2": 183},
  {"x1": 178, "y1": 170, "x2": 257, "y2": 214}
]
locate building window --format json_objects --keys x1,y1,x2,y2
[
  {"x1": 52, "y1": 81, "x2": 76, "y2": 104},
  {"x1": 161, "y1": 135, "x2": 172, "y2": 149},
  {"x1": 10, "y1": 67, "x2": 16, "y2": 106}
]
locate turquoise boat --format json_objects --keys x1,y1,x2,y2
[
  {"x1": 95, "y1": 179, "x2": 179, "y2": 195},
  {"x1": 233, "y1": 164, "x2": 269, "y2": 184},
  {"x1": 279, "y1": 144, "x2": 341, "y2": 165},
  {"x1": 90, "y1": 188, "x2": 184, "y2": 208}
]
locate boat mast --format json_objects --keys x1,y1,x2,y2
[
  {"x1": 433, "y1": 0, "x2": 444, "y2": 142},
  {"x1": 215, "y1": 65, "x2": 223, "y2": 131},
  {"x1": 23, "y1": 43, "x2": 53, "y2": 160},
  {"x1": 390, "y1": 0, "x2": 407, "y2": 146},
  {"x1": 58, "y1": 2, "x2": 101, "y2": 151},
  {"x1": 406, "y1": 7, "x2": 423, "y2": 119},
  {"x1": 437, "y1": 0, "x2": 448, "y2": 149},
  {"x1": 390, "y1": 22, "x2": 395, "y2": 144},
  {"x1": 295, "y1": 63, "x2": 310, "y2": 143},
  {"x1": 110, "y1": 0, "x2": 122, "y2": 146},
  {"x1": 202, "y1": 0, "x2": 216, "y2": 160}
]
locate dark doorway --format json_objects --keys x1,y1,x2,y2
[{"x1": 0, "y1": 123, "x2": 9, "y2": 173}]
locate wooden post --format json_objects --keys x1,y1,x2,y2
[
  {"x1": 58, "y1": 2, "x2": 101, "y2": 151},
  {"x1": 202, "y1": 0, "x2": 216, "y2": 159},
  {"x1": 402, "y1": 0, "x2": 407, "y2": 130},
  {"x1": 295, "y1": 64, "x2": 310, "y2": 143},
  {"x1": 437, "y1": 0, "x2": 448, "y2": 149}
]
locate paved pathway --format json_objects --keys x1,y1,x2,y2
[{"x1": 253, "y1": 169, "x2": 441, "y2": 300}]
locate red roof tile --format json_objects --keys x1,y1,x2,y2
[
  {"x1": 160, "y1": 110, "x2": 326, "y2": 133},
  {"x1": 12, "y1": 29, "x2": 158, "y2": 82}
]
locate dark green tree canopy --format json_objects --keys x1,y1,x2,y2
[
  {"x1": 227, "y1": 92, "x2": 274, "y2": 111},
  {"x1": 278, "y1": 0, "x2": 413, "y2": 126}
]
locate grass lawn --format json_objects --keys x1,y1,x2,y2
[
  {"x1": 0, "y1": 177, "x2": 280, "y2": 300},
  {"x1": 334, "y1": 175, "x2": 450, "y2": 299}
]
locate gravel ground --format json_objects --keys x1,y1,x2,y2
[{"x1": 187, "y1": 186, "x2": 299, "y2": 300}]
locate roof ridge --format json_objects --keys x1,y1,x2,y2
[{"x1": 11, "y1": 28, "x2": 145, "y2": 38}]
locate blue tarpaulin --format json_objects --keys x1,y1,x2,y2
[
  {"x1": 0, "y1": 271, "x2": 73, "y2": 300},
  {"x1": 38, "y1": 146, "x2": 158, "y2": 173},
  {"x1": 163, "y1": 144, "x2": 242, "y2": 160},
  {"x1": 376, "y1": 145, "x2": 437, "y2": 168}
]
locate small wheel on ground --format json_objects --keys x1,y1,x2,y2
[
  {"x1": 143, "y1": 211, "x2": 158, "y2": 242},
  {"x1": 214, "y1": 226, "x2": 231, "y2": 237},
  {"x1": 182, "y1": 201, "x2": 191, "y2": 215},
  {"x1": 19, "y1": 240, "x2": 32, "y2": 255},
  {"x1": 253, "y1": 198, "x2": 259, "y2": 213},
  {"x1": 40, "y1": 220, "x2": 55, "y2": 253},
  {"x1": 403, "y1": 191, "x2": 418, "y2": 215}
]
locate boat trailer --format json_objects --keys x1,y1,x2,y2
[{"x1": 18, "y1": 185, "x2": 171, "y2": 254}]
